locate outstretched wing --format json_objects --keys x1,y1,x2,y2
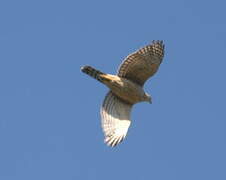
[
  {"x1": 117, "y1": 40, "x2": 165, "y2": 86},
  {"x1": 101, "y1": 91, "x2": 132, "y2": 147}
]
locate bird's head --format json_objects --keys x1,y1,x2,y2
[{"x1": 144, "y1": 92, "x2": 152, "y2": 104}]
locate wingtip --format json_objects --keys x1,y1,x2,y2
[
  {"x1": 152, "y1": 40, "x2": 165, "y2": 49},
  {"x1": 105, "y1": 135, "x2": 125, "y2": 147},
  {"x1": 152, "y1": 40, "x2": 164, "y2": 45}
]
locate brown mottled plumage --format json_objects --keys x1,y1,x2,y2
[{"x1": 81, "y1": 40, "x2": 165, "y2": 147}]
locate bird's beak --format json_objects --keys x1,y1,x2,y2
[{"x1": 148, "y1": 99, "x2": 152, "y2": 104}]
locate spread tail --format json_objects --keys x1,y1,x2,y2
[{"x1": 81, "y1": 66, "x2": 106, "y2": 82}]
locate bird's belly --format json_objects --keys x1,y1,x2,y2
[{"x1": 108, "y1": 78, "x2": 144, "y2": 104}]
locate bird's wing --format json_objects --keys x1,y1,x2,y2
[
  {"x1": 101, "y1": 91, "x2": 132, "y2": 147},
  {"x1": 117, "y1": 40, "x2": 164, "y2": 86}
]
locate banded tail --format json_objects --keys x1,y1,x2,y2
[{"x1": 81, "y1": 66, "x2": 106, "y2": 82}]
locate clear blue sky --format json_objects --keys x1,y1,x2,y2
[{"x1": 0, "y1": 0, "x2": 225, "y2": 179}]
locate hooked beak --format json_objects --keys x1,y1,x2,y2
[{"x1": 149, "y1": 99, "x2": 152, "y2": 104}]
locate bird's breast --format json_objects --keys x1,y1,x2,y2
[{"x1": 106, "y1": 77, "x2": 145, "y2": 104}]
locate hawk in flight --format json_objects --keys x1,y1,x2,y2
[{"x1": 81, "y1": 40, "x2": 165, "y2": 147}]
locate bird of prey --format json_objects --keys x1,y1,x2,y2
[{"x1": 81, "y1": 40, "x2": 165, "y2": 147}]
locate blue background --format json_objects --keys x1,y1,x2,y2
[{"x1": 0, "y1": 0, "x2": 225, "y2": 179}]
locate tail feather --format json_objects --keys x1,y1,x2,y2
[{"x1": 81, "y1": 66, "x2": 106, "y2": 82}]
